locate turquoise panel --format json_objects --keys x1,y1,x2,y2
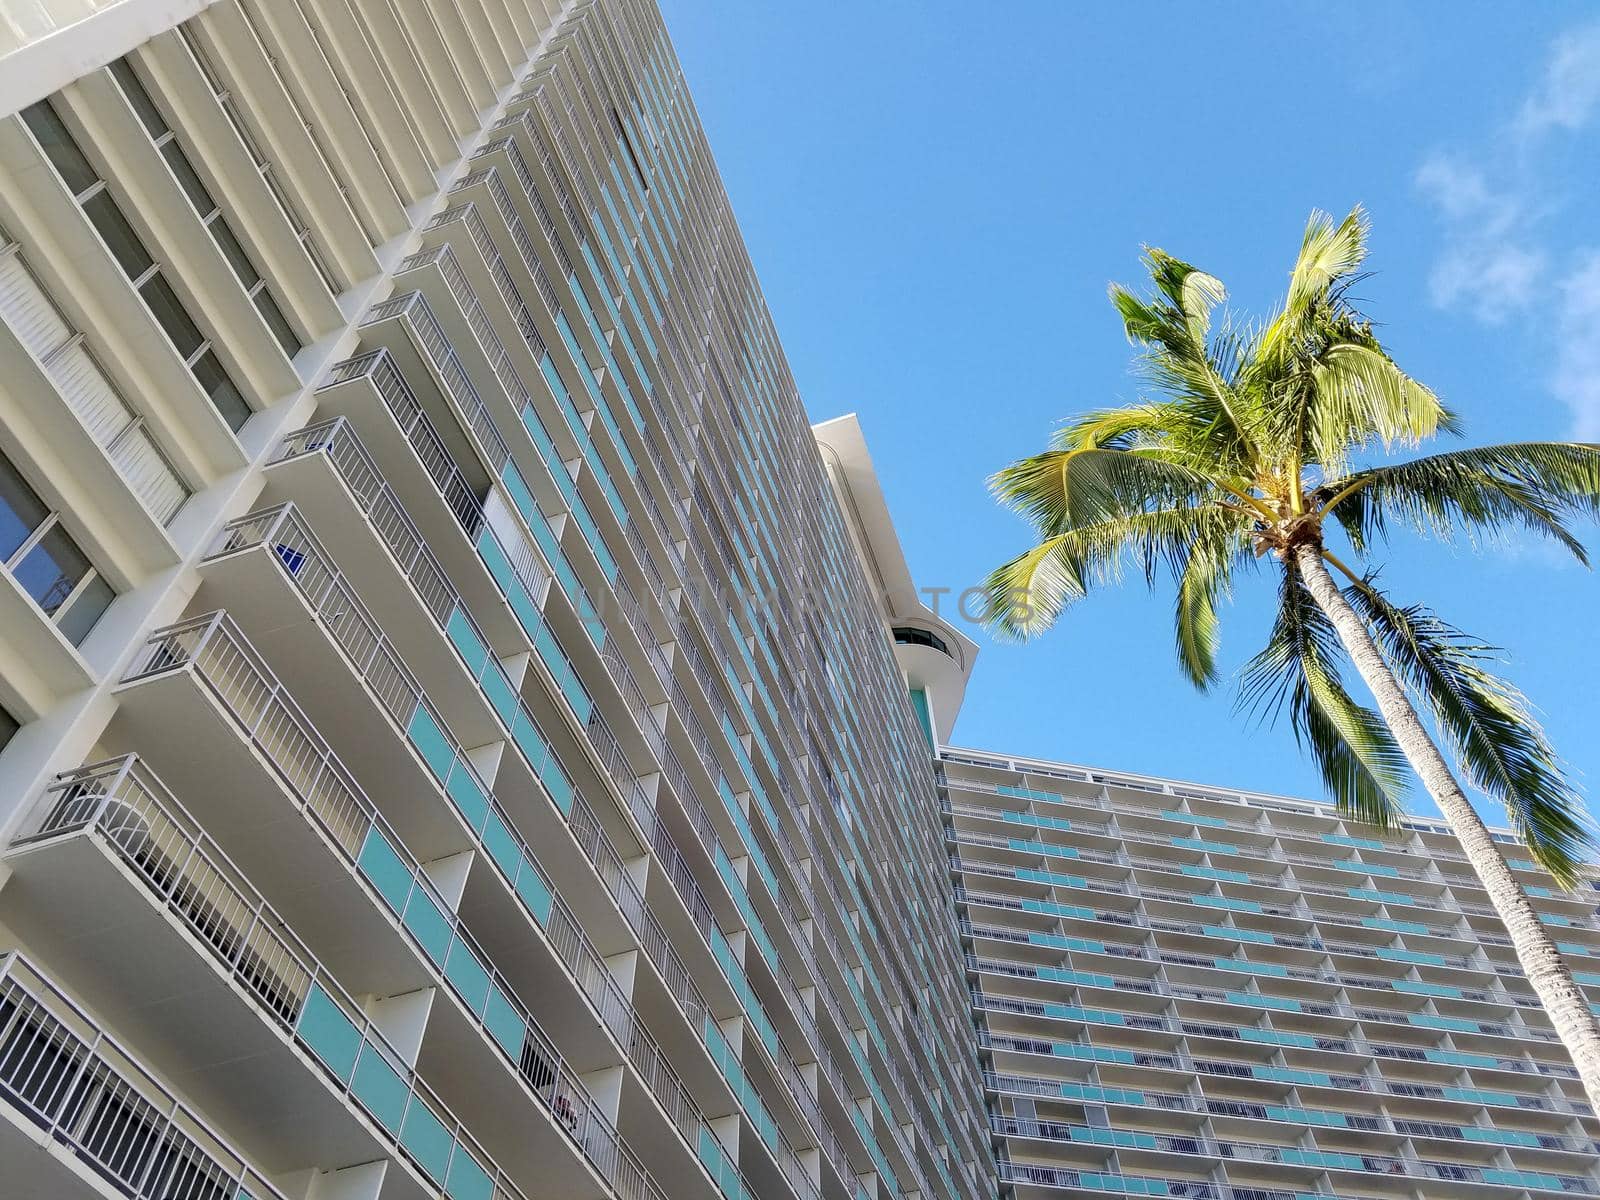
[
  {"x1": 1193, "y1": 895, "x2": 1260, "y2": 913},
  {"x1": 1348, "y1": 887, "x2": 1417, "y2": 904},
  {"x1": 479, "y1": 664, "x2": 518, "y2": 726},
  {"x1": 998, "y1": 785, "x2": 1061, "y2": 803},
  {"x1": 351, "y1": 1044, "x2": 409, "y2": 1133},
  {"x1": 445, "y1": 609, "x2": 488, "y2": 676},
  {"x1": 403, "y1": 890, "x2": 454, "y2": 966},
  {"x1": 534, "y1": 623, "x2": 592, "y2": 721},
  {"x1": 1393, "y1": 980, "x2": 1460, "y2": 998},
  {"x1": 1463, "y1": 1127, "x2": 1539, "y2": 1147},
  {"x1": 357, "y1": 827, "x2": 412, "y2": 914},
  {"x1": 400, "y1": 1101, "x2": 453, "y2": 1184},
  {"x1": 406, "y1": 705, "x2": 455, "y2": 782},
  {"x1": 446, "y1": 1151, "x2": 494, "y2": 1200},
  {"x1": 1445, "y1": 1087, "x2": 1517, "y2": 1106},
  {"x1": 1324, "y1": 833, "x2": 1385, "y2": 849},
  {"x1": 515, "y1": 867, "x2": 554, "y2": 926},
  {"x1": 296, "y1": 984, "x2": 361, "y2": 1082},
  {"x1": 480, "y1": 811, "x2": 522, "y2": 881},
  {"x1": 1410, "y1": 1013, "x2": 1480, "y2": 1033},
  {"x1": 483, "y1": 984, "x2": 524, "y2": 1059},
  {"x1": 1242, "y1": 1028, "x2": 1316, "y2": 1048},
  {"x1": 1206, "y1": 925, "x2": 1273, "y2": 944},
  {"x1": 445, "y1": 765, "x2": 491, "y2": 831},
  {"x1": 907, "y1": 687, "x2": 934, "y2": 750},
  {"x1": 1425, "y1": 1049, "x2": 1497, "y2": 1068},
  {"x1": 1213, "y1": 958, "x2": 1286, "y2": 976},
  {"x1": 444, "y1": 941, "x2": 491, "y2": 1013},
  {"x1": 1173, "y1": 837, "x2": 1235, "y2": 854}
]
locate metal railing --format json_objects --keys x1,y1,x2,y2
[
  {"x1": 10, "y1": 757, "x2": 528, "y2": 1200},
  {"x1": 241, "y1": 447, "x2": 802, "y2": 1200},
  {"x1": 350, "y1": 172, "x2": 942, "y2": 1200},
  {"x1": 953, "y1": 854, "x2": 1554, "y2": 1015},
  {"x1": 0, "y1": 951, "x2": 288, "y2": 1200},
  {"x1": 320, "y1": 349, "x2": 547, "y2": 599}
]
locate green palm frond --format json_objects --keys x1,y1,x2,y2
[
  {"x1": 1239, "y1": 566, "x2": 1410, "y2": 829},
  {"x1": 1256, "y1": 207, "x2": 1371, "y2": 368},
  {"x1": 1173, "y1": 515, "x2": 1250, "y2": 690},
  {"x1": 1320, "y1": 443, "x2": 1600, "y2": 562},
  {"x1": 1052, "y1": 403, "x2": 1215, "y2": 455},
  {"x1": 982, "y1": 507, "x2": 1246, "y2": 641},
  {"x1": 1110, "y1": 252, "x2": 1261, "y2": 471},
  {"x1": 1306, "y1": 342, "x2": 1458, "y2": 474},
  {"x1": 982, "y1": 535, "x2": 1086, "y2": 641},
  {"x1": 1346, "y1": 584, "x2": 1594, "y2": 885},
  {"x1": 988, "y1": 446, "x2": 1224, "y2": 536},
  {"x1": 1289, "y1": 207, "x2": 1371, "y2": 312}
]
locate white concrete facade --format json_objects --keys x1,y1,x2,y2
[{"x1": 0, "y1": 4, "x2": 995, "y2": 1200}]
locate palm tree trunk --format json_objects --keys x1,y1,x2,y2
[{"x1": 1294, "y1": 544, "x2": 1600, "y2": 1116}]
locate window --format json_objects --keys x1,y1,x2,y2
[
  {"x1": 893, "y1": 625, "x2": 952, "y2": 657},
  {"x1": 0, "y1": 448, "x2": 115, "y2": 644},
  {"x1": 20, "y1": 100, "x2": 252, "y2": 432},
  {"x1": 0, "y1": 704, "x2": 18, "y2": 753},
  {"x1": 108, "y1": 56, "x2": 302, "y2": 359}
]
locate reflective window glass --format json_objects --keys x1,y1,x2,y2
[
  {"x1": 193, "y1": 349, "x2": 250, "y2": 430},
  {"x1": 83, "y1": 191, "x2": 154, "y2": 279},
  {"x1": 14, "y1": 524, "x2": 89, "y2": 614},
  {"x1": 0, "y1": 454, "x2": 47, "y2": 560},
  {"x1": 139, "y1": 274, "x2": 203, "y2": 358},
  {"x1": 21, "y1": 102, "x2": 97, "y2": 195}
]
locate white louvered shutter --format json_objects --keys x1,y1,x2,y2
[
  {"x1": 108, "y1": 426, "x2": 187, "y2": 524},
  {"x1": 48, "y1": 341, "x2": 128, "y2": 447},
  {"x1": 0, "y1": 248, "x2": 70, "y2": 359}
]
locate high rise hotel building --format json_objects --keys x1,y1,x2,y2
[{"x1": 0, "y1": 5, "x2": 1595, "y2": 1200}]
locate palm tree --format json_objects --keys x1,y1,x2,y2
[{"x1": 982, "y1": 206, "x2": 1600, "y2": 1109}]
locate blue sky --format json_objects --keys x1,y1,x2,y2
[{"x1": 659, "y1": 2, "x2": 1600, "y2": 822}]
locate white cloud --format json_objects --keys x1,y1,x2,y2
[
  {"x1": 1415, "y1": 21, "x2": 1600, "y2": 436},
  {"x1": 1552, "y1": 251, "x2": 1600, "y2": 440},
  {"x1": 1516, "y1": 23, "x2": 1600, "y2": 136},
  {"x1": 1427, "y1": 243, "x2": 1546, "y2": 324},
  {"x1": 1414, "y1": 154, "x2": 1543, "y2": 322},
  {"x1": 1414, "y1": 155, "x2": 1512, "y2": 226}
]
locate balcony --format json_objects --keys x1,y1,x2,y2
[
  {"x1": 110, "y1": 609, "x2": 642, "y2": 1073},
  {"x1": 197, "y1": 503, "x2": 637, "y2": 958},
  {"x1": 312, "y1": 348, "x2": 532, "y2": 659},
  {"x1": 291, "y1": 383, "x2": 836, "y2": 1194},
  {"x1": 2, "y1": 758, "x2": 517, "y2": 1200},
  {"x1": 0, "y1": 952, "x2": 287, "y2": 1200}
]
